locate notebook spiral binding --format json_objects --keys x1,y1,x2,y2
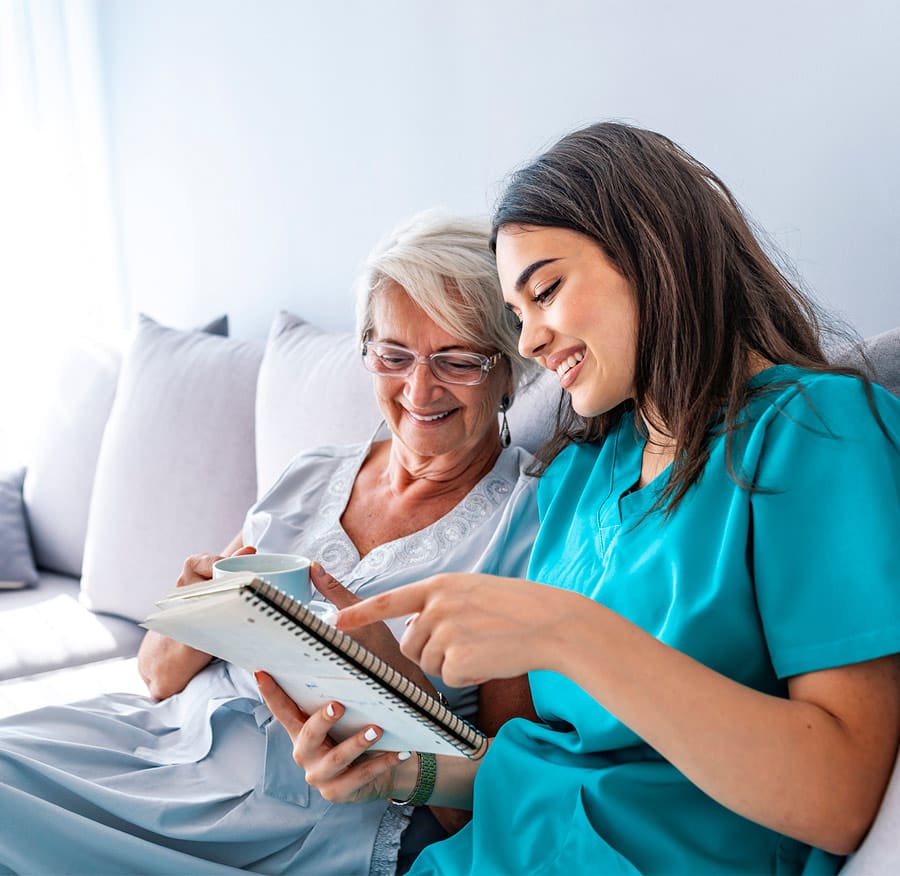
[{"x1": 243, "y1": 581, "x2": 487, "y2": 758}]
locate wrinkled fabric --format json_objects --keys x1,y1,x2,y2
[{"x1": 0, "y1": 440, "x2": 539, "y2": 875}]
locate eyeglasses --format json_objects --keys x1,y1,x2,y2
[{"x1": 360, "y1": 341, "x2": 503, "y2": 386}]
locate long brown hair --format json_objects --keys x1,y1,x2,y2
[{"x1": 491, "y1": 121, "x2": 870, "y2": 509}]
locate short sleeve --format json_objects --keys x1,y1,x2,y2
[{"x1": 750, "y1": 376, "x2": 900, "y2": 678}]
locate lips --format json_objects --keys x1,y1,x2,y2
[{"x1": 555, "y1": 351, "x2": 584, "y2": 379}]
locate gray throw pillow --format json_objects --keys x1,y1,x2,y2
[
  {"x1": 0, "y1": 467, "x2": 39, "y2": 588},
  {"x1": 835, "y1": 325, "x2": 900, "y2": 399},
  {"x1": 860, "y1": 326, "x2": 900, "y2": 397}
]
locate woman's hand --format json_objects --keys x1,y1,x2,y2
[
  {"x1": 137, "y1": 541, "x2": 256, "y2": 699},
  {"x1": 336, "y1": 573, "x2": 575, "y2": 688},
  {"x1": 311, "y1": 563, "x2": 437, "y2": 690},
  {"x1": 256, "y1": 671, "x2": 415, "y2": 804},
  {"x1": 176, "y1": 544, "x2": 256, "y2": 587}
]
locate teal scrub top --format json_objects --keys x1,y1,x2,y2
[{"x1": 411, "y1": 367, "x2": 900, "y2": 876}]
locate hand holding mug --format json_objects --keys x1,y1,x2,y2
[{"x1": 177, "y1": 545, "x2": 257, "y2": 588}]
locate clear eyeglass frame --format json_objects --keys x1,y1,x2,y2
[{"x1": 360, "y1": 340, "x2": 503, "y2": 386}]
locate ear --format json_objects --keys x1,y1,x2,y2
[{"x1": 501, "y1": 356, "x2": 515, "y2": 403}]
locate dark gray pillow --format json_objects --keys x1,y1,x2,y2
[{"x1": 0, "y1": 467, "x2": 39, "y2": 588}]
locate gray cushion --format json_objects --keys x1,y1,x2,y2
[
  {"x1": 506, "y1": 370, "x2": 559, "y2": 455},
  {"x1": 835, "y1": 326, "x2": 900, "y2": 398},
  {"x1": 861, "y1": 326, "x2": 900, "y2": 397},
  {"x1": 0, "y1": 571, "x2": 144, "y2": 681},
  {"x1": 0, "y1": 468, "x2": 38, "y2": 588}
]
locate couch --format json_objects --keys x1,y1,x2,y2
[
  {"x1": 0, "y1": 311, "x2": 897, "y2": 874},
  {"x1": 0, "y1": 310, "x2": 558, "y2": 712}
]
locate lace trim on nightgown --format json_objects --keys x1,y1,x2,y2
[
  {"x1": 303, "y1": 434, "x2": 515, "y2": 587},
  {"x1": 369, "y1": 804, "x2": 413, "y2": 876}
]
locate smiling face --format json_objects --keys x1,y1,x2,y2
[
  {"x1": 368, "y1": 282, "x2": 509, "y2": 469},
  {"x1": 496, "y1": 225, "x2": 639, "y2": 418}
]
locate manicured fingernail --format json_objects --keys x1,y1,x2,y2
[
  {"x1": 397, "y1": 750, "x2": 412, "y2": 761},
  {"x1": 326, "y1": 703, "x2": 336, "y2": 718},
  {"x1": 364, "y1": 727, "x2": 378, "y2": 742},
  {"x1": 405, "y1": 612, "x2": 419, "y2": 627}
]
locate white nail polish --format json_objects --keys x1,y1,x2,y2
[
  {"x1": 364, "y1": 727, "x2": 378, "y2": 742},
  {"x1": 326, "y1": 704, "x2": 335, "y2": 718},
  {"x1": 397, "y1": 751, "x2": 412, "y2": 761}
]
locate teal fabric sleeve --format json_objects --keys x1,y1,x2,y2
[{"x1": 750, "y1": 376, "x2": 900, "y2": 678}]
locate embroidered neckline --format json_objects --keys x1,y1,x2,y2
[{"x1": 306, "y1": 436, "x2": 516, "y2": 589}]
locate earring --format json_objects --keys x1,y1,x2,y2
[{"x1": 499, "y1": 394, "x2": 511, "y2": 449}]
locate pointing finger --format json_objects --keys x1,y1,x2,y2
[{"x1": 336, "y1": 582, "x2": 429, "y2": 630}]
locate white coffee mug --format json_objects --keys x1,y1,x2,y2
[{"x1": 212, "y1": 553, "x2": 312, "y2": 603}]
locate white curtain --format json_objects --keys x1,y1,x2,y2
[{"x1": 0, "y1": 0, "x2": 123, "y2": 465}]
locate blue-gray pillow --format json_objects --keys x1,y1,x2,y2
[{"x1": 0, "y1": 467, "x2": 39, "y2": 588}]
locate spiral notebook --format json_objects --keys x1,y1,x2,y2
[{"x1": 142, "y1": 574, "x2": 487, "y2": 758}]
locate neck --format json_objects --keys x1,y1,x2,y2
[
  {"x1": 383, "y1": 440, "x2": 502, "y2": 499},
  {"x1": 633, "y1": 402, "x2": 676, "y2": 489},
  {"x1": 636, "y1": 402, "x2": 674, "y2": 451}
]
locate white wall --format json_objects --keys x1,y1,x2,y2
[{"x1": 97, "y1": 0, "x2": 900, "y2": 340}]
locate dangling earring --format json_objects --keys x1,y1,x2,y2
[{"x1": 499, "y1": 394, "x2": 511, "y2": 449}]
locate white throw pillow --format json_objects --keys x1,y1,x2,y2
[
  {"x1": 254, "y1": 311, "x2": 558, "y2": 496},
  {"x1": 24, "y1": 316, "x2": 228, "y2": 578},
  {"x1": 254, "y1": 311, "x2": 383, "y2": 496},
  {"x1": 80, "y1": 315, "x2": 263, "y2": 622},
  {"x1": 23, "y1": 339, "x2": 121, "y2": 577}
]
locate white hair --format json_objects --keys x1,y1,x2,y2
[{"x1": 355, "y1": 208, "x2": 537, "y2": 395}]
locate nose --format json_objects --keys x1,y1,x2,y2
[
  {"x1": 403, "y1": 360, "x2": 444, "y2": 406},
  {"x1": 517, "y1": 315, "x2": 551, "y2": 360}
]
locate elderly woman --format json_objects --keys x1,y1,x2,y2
[{"x1": 0, "y1": 210, "x2": 541, "y2": 876}]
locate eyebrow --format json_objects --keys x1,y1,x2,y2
[
  {"x1": 515, "y1": 258, "x2": 560, "y2": 292},
  {"x1": 372, "y1": 339, "x2": 472, "y2": 353}
]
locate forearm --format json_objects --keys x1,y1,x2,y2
[
  {"x1": 424, "y1": 673, "x2": 535, "y2": 831},
  {"x1": 551, "y1": 594, "x2": 900, "y2": 854},
  {"x1": 137, "y1": 537, "x2": 245, "y2": 699},
  {"x1": 137, "y1": 629, "x2": 213, "y2": 700}
]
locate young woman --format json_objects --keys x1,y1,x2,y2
[{"x1": 265, "y1": 123, "x2": 900, "y2": 875}]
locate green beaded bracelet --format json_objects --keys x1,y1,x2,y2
[{"x1": 389, "y1": 752, "x2": 437, "y2": 806}]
